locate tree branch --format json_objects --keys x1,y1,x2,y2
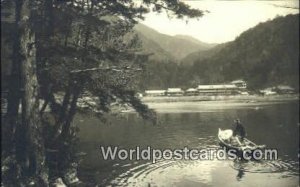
[{"x1": 70, "y1": 66, "x2": 142, "y2": 74}]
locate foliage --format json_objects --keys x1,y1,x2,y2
[{"x1": 1, "y1": 0, "x2": 204, "y2": 185}]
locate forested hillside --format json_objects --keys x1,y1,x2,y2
[
  {"x1": 138, "y1": 14, "x2": 299, "y2": 90},
  {"x1": 134, "y1": 23, "x2": 215, "y2": 62}
]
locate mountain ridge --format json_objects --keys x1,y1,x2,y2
[{"x1": 134, "y1": 23, "x2": 216, "y2": 62}]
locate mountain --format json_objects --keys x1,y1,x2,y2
[
  {"x1": 134, "y1": 23, "x2": 216, "y2": 62},
  {"x1": 181, "y1": 43, "x2": 228, "y2": 66},
  {"x1": 135, "y1": 32, "x2": 176, "y2": 63},
  {"x1": 137, "y1": 14, "x2": 299, "y2": 90},
  {"x1": 183, "y1": 14, "x2": 299, "y2": 89},
  {"x1": 174, "y1": 35, "x2": 217, "y2": 48}
]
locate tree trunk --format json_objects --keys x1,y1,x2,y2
[
  {"x1": 17, "y1": 0, "x2": 49, "y2": 185},
  {"x1": 3, "y1": 1, "x2": 23, "y2": 156}
]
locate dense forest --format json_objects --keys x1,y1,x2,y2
[
  {"x1": 138, "y1": 14, "x2": 299, "y2": 90},
  {"x1": 1, "y1": 0, "x2": 204, "y2": 186}
]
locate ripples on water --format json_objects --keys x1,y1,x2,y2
[
  {"x1": 230, "y1": 159, "x2": 299, "y2": 175},
  {"x1": 77, "y1": 100, "x2": 299, "y2": 186},
  {"x1": 108, "y1": 159, "x2": 299, "y2": 186}
]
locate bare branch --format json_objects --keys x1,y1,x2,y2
[{"x1": 70, "y1": 66, "x2": 142, "y2": 74}]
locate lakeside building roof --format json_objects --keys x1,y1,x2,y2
[
  {"x1": 231, "y1": 80, "x2": 246, "y2": 84},
  {"x1": 197, "y1": 85, "x2": 237, "y2": 90},
  {"x1": 231, "y1": 80, "x2": 247, "y2": 89},
  {"x1": 186, "y1": 88, "x2": 198, "y2": 92},
  {"x1": 167, "y1": 88, "x2": 183, "y2": 93},
  {"x1": 145, "y1": 90, "x2": 166, "y2": 94}
]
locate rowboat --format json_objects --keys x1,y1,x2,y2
[{"x1": 218, "y1": 128, "x2": 265, "y2": 154}]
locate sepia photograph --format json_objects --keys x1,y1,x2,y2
[{"x1": 1, "y1": 0, "x2": 299, "y2": 186}]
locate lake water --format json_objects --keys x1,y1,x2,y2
[{"x1": 76, "y1": 100, "x2": 299, "y2": 187}]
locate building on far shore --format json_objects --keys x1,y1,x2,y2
[
  {"x1": 143, "y1": 80, "x2": 250, "y2": 97},
  {"x1": 231, "y1": 80, "x2": 247, "y2": 89},
  {"x1": 259, "y1": 88, "x2": 277, "y2": 95},
  {"x1": 197, "y1": 84, "x2": 239, "y2": 95},
  {"x1": 275, "y1": 85, "x2": 295, "y2": 94},
  {"x1": 166, "y1": 88, "x2": 184, "y2": 96},
  {"x1": 185, "y1": 88, "x2": 198, "y2": 96},
  {"x1": 259, "y1": 85, "x2": 297, "y2": 96},
  {"x1": 145, "y1": 90, "x2": 166, "y2": 97}
]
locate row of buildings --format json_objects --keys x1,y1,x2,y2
[{"x1": 144, "y1": 80, "x2": 248, "y2": 97}]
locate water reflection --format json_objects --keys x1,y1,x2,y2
[
  {"x1": 237, "y1": 169, "x2": 245, "y2": 181},
  {"x1": 76, "y1": 100, "x2": 299, "y2": 186},
  {"x1": 233, "y1": 159, "x2": 245, "y2": 181}
]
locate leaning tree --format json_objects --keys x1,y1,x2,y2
[{"x1": 1, "y1": 0, "x2": 204, "y2": 186}]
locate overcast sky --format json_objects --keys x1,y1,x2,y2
[{"x1": 139, "y1": 0, "x2": 299, "y2": 43}]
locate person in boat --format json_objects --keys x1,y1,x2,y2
[{"x1": 232, "y1": 119, "x2": 246, "y2": 145}]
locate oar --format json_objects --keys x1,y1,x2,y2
[{"x1": 245, "y1": 138, "x2": 266, "y2": 149}]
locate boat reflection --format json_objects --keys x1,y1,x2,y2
[{"x1": 233, "y1": 159, "x2": 246, "y2": 181}]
